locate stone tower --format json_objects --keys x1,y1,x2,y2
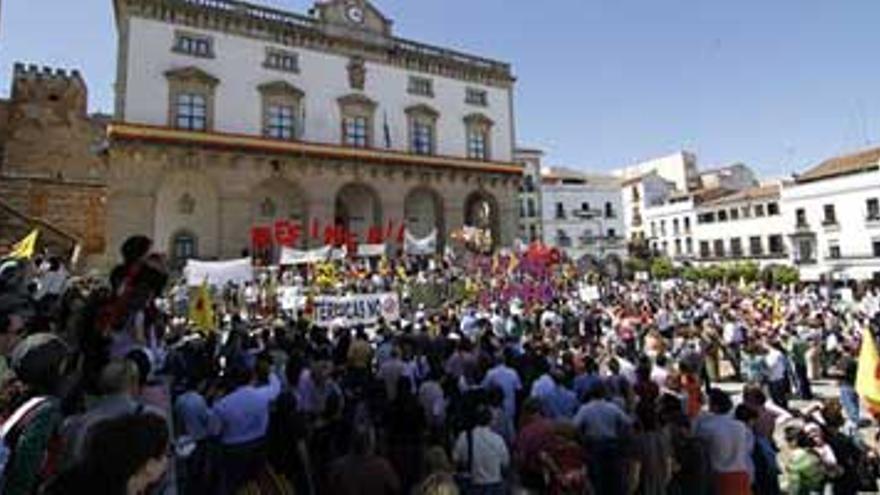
[{"x1": 3, "y1": 62, "x2": 107, "y2": 180}]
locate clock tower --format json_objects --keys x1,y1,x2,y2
[{"x1": 314, "y1": 0, "x2": 393, "y2": 46}]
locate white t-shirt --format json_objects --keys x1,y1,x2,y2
[{"x1": 453, "y1": 426, "x2": 510, "y2": 485}]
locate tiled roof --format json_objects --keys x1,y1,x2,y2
[
  {"x1": 798, "y1": 146, "x2": 880, "y2": 182},
  {"x1": 701, "y1": 184, "x2": 780, "y2": 206}
]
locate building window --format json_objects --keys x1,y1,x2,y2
[
  {"x1": 673, "y1": 219, "x2": 680, "y2": 235},
  {"x1": 874, "y1": 240, "x2": 880, "y2": 258},
  {"x1": 868, "y1": 198, "x2": 880, "y2": 220},
  {"x1": 755, "y1": 204, "x2": 766, "y2": 217},
  {"x1": 165, "y1": 66, "x2": 219, "y2": 131},
  {"x1": 741, "y1": 206, "x2": 752, "y2": 218},
  {"x1": 605, "y1": 202, "x2": 615, "y2": 218},
  {"x1": 650, "y1": 222, "x2": 657, "y2": 237},
  {"x1": 829, "y1": 244, "x2": 841, "y2": 259},
  {"x1": 411, "y1": 121, "x2": 434, "y2": 155},
  {"x1": 730, "y1": 208, "x2": 739, "y2": 221},
  {"x1": 685, "y1": 237, "x2": 693, "y2": 254},
  {"x1": 607, "y1": 228, "x2": 616, "y2": 238},
  {"x1": 795, "y1": 208, "x2": 807, "y2": 227},
  {"x1": 660, "y1": 220, "x2": 666, "y2": 236},
  {"x1": 557, "y1": 229, "x2": 571, "y2": 247},
  {"x1": 171, "y1": 231, "x2": 198, "y2": 265},
  {"x1": 343, "y1": 116, "x2": 369, "y2": 147},
  {"x1": 698, "y1": 212, "x2": 715, "y2": 224},
  {"x1": 338, "y1": 94, "x2": 376, "y2": 148},
  {"x1": 529, "y1": 225, "x2": 537, "y2": 242},
  {"x1": 520, "y1": 202, "x2": 526, "y2": 219},
  {"x1": 464, "y1": 113, "x2": 493, "y2": 161},
  {"x1": 556, "y1": 203, "x2": 565, "y2": 219},
  {"x1": 527, "y1": 199, "x2": 536, "y2": 217},
  {"x1": 797, "y1": 240, "x2": 814, "y2": 263},
  {"x1": 674, "y1": 239, "x2": 682, "y2": 255},
  {"x1": 700, "y1": 241, "x2": 710, "y2": 258},
  {"x1": 175, "y1": 93, "x2": 207, "y2": 130},
  {"x1": 767, "y1": 202, "x2": 780, "y2": 216},
  {"x1": 714, "y1": 239, "x2": 725, "y2": 258},
  {"x1": 769, "y1": 235, "x2": 784, "y2": 255},
  {"x1": 581, "y1": 202, "x2": 591, "y2": 212},
  {"x1": 683, "y1": 217, "x2": 691, "y2": 233},
  {"x1": 718, "y1": 210, "x2": 728, "y2": 222},
  {"x1": 406, "y1": 104, "x2": 439, "y2": 155},
  {"x1": 730, "y1": 238, "x2": 743, "y2": 257},
  {"x1": 408, "y1": 76, "x2": 434, "y2": 97},
  {"x1": 266, "y1": 104, "x2": 295, "y2": 139},
  {"x1": 749, "y1": 236, "x2": 762, "y2": 256},
  {"x1": 631, "y1": 185, "x2": 641, "y2": 202},
  {"x1": 173, "y1": 31, "x2": 214, "y2": 58},
  {"x1": 823, "y1": 204, "x2": 837, "y2": 225},
  {"x1": 466, "y1": 87, "x2": 488, "y2": 106},
  {"x1": 264, "y1": 47, "x2": 299, "y2": 73}
]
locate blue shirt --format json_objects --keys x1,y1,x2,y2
[
  {"x1": 175, "y1": 391, "x2": 211, "y2": 442},
  {"x1": 210, "y1": 374, "x2": 281, "y2": 445},
  {"x1": 573, "y1": 373, "x2": 603, "y2": 401}
]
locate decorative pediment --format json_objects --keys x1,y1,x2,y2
[
  {"x1": 314, "y1": 0, "x2": 393, "y2": 37},
  {"x1": 257, "y1": 80, "x2": 304, "y2": 99},
  {"x1": 163, "y1": 66, "x2": 219, "y2": 87},
  {"x1": 405, "y1": 103, "x2": 439, "y2": 119},
  {"x1": 463, "y1": 112, "x2": 494, "y2": 128},
  {"x1": 337, "y1": 93, "x2": 377, "y2": 110}
]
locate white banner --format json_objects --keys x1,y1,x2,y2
[
  {"x1": 357, "y1": 244, "x2": 386, "y2": 258},
  {"x1": 278, "y1": 286, "x2": 305, "y2": 311},
  {"x1": 404, "y1": 229, "x2": 437, "y2": 255},
  {"x1": 279, "y1": 246, "x2": 332, "y2": 265},
  {"x1": 311, "y1": 292, "x2": 400, "y2": 327},
  {"x1": 184, "y1": 258, "x2": 253, "y2": 287}
]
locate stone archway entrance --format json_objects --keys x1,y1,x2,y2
[
  {"x1": 404, "y1": 186, "x2": 444, "y2": 252},
  {"x1": 335, "y1": 182, "x2": 382, "y2": 241},
  {"x1": 464, "y1": 190, "x2": 500, "y2": 251}
]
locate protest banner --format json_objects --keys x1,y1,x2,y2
[
  {"x1": 184, "y1": 258, "x2": 253, "y2": 287},
  {"x1": 404, "y1": 229, "x2": 437, "y2": 255},
  {"x1": 310, "y1": 293, "x2": 400, "y2": 327},
  {"x1": 279, "y1": 246, "x2": 333, "y2": 265}
]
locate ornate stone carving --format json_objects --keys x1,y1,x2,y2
[
  {"x1": 178, "y1": 193, "x2": 196, "y2": 215},
  {"x1": 347, "y1": 56, "x2": 366, "y2": 90}
]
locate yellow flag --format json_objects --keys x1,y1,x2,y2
[
  {"x1": 508, "y1": 254, "x2": 520, "y2": 275},
  {"x1": 856, "y1": 327, "x2": 880, "y2": 412},
  {"x1": 8, "y1": 229, "x2": 39, "y2": 259},
  {"x1": 189, "y1": 282, "x2": 215, "y2": 333},
  {"x1": 491, "y1": 254, "x2": 500, "y2": 274}
]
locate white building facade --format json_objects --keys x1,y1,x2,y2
[
  {"x1": 782, "y1": 148, "x2": 880, "y2": 282},
  {"x1": 106, "y1": 0, "x2": 523, "y2": 262},
  {"x1": 540, "y1": 168, "x2": 626, "y2": 262},
  {"x1": 515, "y1": 148, "x2": 544, "y2": 243}
]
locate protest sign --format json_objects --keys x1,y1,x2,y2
[
  {"x1": 184, "y1": 258, "x2": 253, "y2": 287},
  {"x1": 310, "y1": 293, "x2": 400, "y2": 327}
]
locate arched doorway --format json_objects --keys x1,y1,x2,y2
[
  {"x1": 404, "y1": 187, "x2": 444, "y2": 252},
  {"x1": 335, "y1": 182, "x2": 382, "y2": 240},
  {"x1": 464, "y1": 190, "x2": 500, "y2": 251}
]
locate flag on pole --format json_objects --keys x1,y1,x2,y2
[
  {"x1": 383, "y1": 111, "x2": 392, "y2": 149},
  {"x1": 189, "y1": 281, "x2": 215, "y2": 333},
  {"x1": 508, "y1": 254, "x2": 520, "y2": 275},
  {"x1": 8, "y1": 229, "x2": 39, "y2": 259},
  {"x1": 856, "y1": 326, "x2": 880, "y2": 413}
]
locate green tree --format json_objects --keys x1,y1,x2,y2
[{"x1": 650, "y1": 257, "x2": 677, "y2": 280}]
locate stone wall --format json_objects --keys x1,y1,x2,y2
[
  {"x1": 107, "y1": 142, "x2": 520, "y2": 262},
  {"x1": 0, "y1": 175, "x2": 107, "y2": 256}
]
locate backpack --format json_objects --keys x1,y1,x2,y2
[
  {"x1": 541, "y1": 439, "x2": 589, "y2": 495},
  {"x1": 0, "y1": 397, "x2": 51, "y2": 492}
]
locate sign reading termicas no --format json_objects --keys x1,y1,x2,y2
[{"x1": 309, "y1": 293, "x2": 400, "y2": 327}]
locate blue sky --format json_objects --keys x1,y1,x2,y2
[{"x1": 2, "y1": 0, "x2": 880, "y2": 177}]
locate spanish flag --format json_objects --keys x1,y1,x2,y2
[
  {"x1": 189, "y1": 282, "x2": 215, "y2": 333},
  {"x1": 8, "y1": 229, "x2": 39, "y2": 259},
  {"x1": 856, "y1": 326, "x2": 880, "y2": 413}
]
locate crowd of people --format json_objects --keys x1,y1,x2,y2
[{"x1": 1, "y1": 233, "x2": 880, "y2": 495}]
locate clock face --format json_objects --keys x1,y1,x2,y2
[{"x1": 346, "y1": 5, "x2": 365, "y2": 24}]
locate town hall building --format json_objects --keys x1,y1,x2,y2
[{"x1": 107, "y1": 0, "x2": 522, "y2": 264}]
